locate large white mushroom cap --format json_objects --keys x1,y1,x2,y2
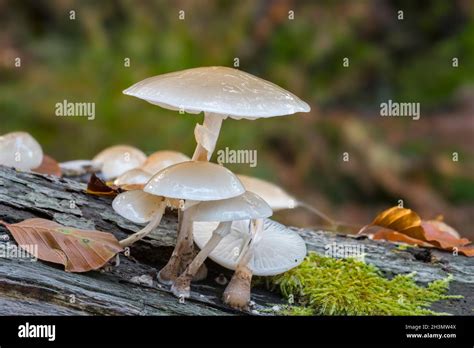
[
  {"x1": 188, "y1": 191, "x2": 272, "y2": 222},
  {"x1": 140, "y1": 150, "x2": 190, "y2": 175},
  {"x1": 145, "y1": 161, "x2": 245, "y2": 201},
  {"x1": 193, "y1": 219, "x2": 307, "y2": 276},
  {"x1": 92, "y1": 145, "x2": 147, "y2": 180},
  {"x1": 0, "y1": 132, "x2": 43, "y2": 170},
  {"x1": 123, "y1": 66, "x2": 310, "y2": 119},
  {"x1": 112, "y1": 190, "x2": 164, "y2": 224},
  {"x1": 237, "y1": 174, "x2": 297, "y2": 211}
]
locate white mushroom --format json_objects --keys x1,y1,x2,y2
[
  {"x1": 123, "y1": 66, "x2": 310, "y2": 161},
  {"x1": 114, "y1": 161, "x2": 245, "y2": 285},
  {"x1": 113, "y1": 168, "x2": 152, "y2": 187},
  {"x1": 0, "y1": 132, "x2": 43, "y2": 170},
  {"x1": 140, "y1": 150, "x2": 190, "y2": 174},
  {"x1": 237, "y1": 174, "x2": 297, "y2": 211},
  {"x1": 92, "y1": 145, "x2": 146, "y2": 180},
  {"x1": 171, "y1": 191, "x2": 272, "y2": 299},
  {"x1": 59, "y1": 160, "x2": 100, "y2": 176},
  {"x1": 237, "y1": 174, "x2": 336, "y2": 226},
  {"x1": 193, "y1": 219, "x2": 307, "y2": 309},
  {"x1": 112, "y1": 190, "x2": 165, "y2": 224},
  {"x1": 113, "y1": 150, "x2": 190, "y2": 188}
]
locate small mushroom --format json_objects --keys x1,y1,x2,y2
[
  {"x1": 113, "y1": 150, "x2": 189, "y2": 188},
  {"x1": 113, "y1": 168, "x2": 151, "y2": 188},
  {"x1": 112, "y1": 190, "x2": 165, "y2": 224},
  {"x1": 238, "y1": 174, "x2": 336, "y2": 226},
  {"x1": 237, "y1": 174, "x2": 297, "y2": 211},
  {"x1": 140, "y1": 150, "x2": 190, "y2": 174},
  {"x1": 0, "y1": 131, "x2": 43, "y2": 170},
  {"x1": 193, "y1": 219, "x2": 307, "y2": 310},
  {"x1": 123, "y1": 66, "x2": 310, "y2": 161},
  {"x1": 59, "y1": 160, "x2": 100, "y2": 176},
  {"x1": 170, "y1": 191, "x2": 272, "y2": 299},
  {"x1": 92, "y1": 145, "x2": 146, "y2": 180}
]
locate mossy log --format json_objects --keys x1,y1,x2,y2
[{"x1": 0, "y1": 165, "x2": 472, "y2": 315}]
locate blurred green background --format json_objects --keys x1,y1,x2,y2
[{"x1": 0, "y1": 0, "x2": 473, "y2": 235}]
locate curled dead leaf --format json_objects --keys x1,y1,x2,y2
[
  {"x1": 362, "y1": 225, "x2": 433, "y2": 247},
  {"x1": 455, "y1": 246, "x2": 474, "y2": 257},
  {"x1": 421, "y1": 220, "x2": 470, "y2": 249},
  {"x1": 0, "y1": 218, "x2": 123, "y2": 272},
  {"x1": 370, "y1": 206, "x2": 425, "y2": 241},
  {"x1": 86, "y1": 173, "x2": 121, "y2": 196},
  {"x1": 360, "y1": 207, "x2": 473, "y2": 257}
]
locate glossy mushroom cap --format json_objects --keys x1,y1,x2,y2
[
  {"x1": 187, "y1": 191, "x2": 272, "y2": 222},
  {"x1": 92, "y1": 145, "x2": 146, "y2": 180},
  {"x1": 237, "y1": 174, "x2": 297, "y2": 211},
  {"x1": 194, "y1": 219, "x2": 306, "y2": 276},
  {"x1": 114, "y1": 168, "x2": 152, "y2": 187},
  {"x1": 141, "y1": 150, "x2": 190, "y2": 175},
  {"x1": 145, "y1": 161, "x2": 245, "y2": 201},
  {"x1": 0, "y1": 132, "x2": 43, "y2": 170},
  {"x1": 112, "y1": 190, "x2": 164, "y2": 224},
  {"x1": 123, "y1": 66, "x2": 310, "y2": 119}
]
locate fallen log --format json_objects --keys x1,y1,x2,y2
[{"x1": 0, "y1": 166, "x2": 472, "y2": 315}]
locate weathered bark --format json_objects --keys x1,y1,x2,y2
[{"x1": 0, "y1": 166, "x2": 472, "y2": 315}]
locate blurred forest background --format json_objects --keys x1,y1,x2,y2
[{"x1": 0, "y1": 0, "x2": 473, "y2": 236}]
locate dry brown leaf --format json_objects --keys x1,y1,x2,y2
[
  {"x1": 360, "y1": 207, "x2": 473, "y2": 257},
  {"x1": 0, "y1": 218, "x2": 123, "y2": 272},
  {"x1": 86, "y1": 173, "x2": 121, "y2": 196},
  {"x1": 362, "y1": 225, "x2": 433, "y2": 247},
  {"x1": 421, "y1": 220, "x2": 470, "y2": 249},
  {"x1": 456, "y1": 246, "x2": 474, "y2": 257},
  {"x1": 33, "y1": 155, "x2": 62, "y2": 177},
  {"x1": 423, "y1": 220, "x2": 461, "y2": 239},
  {"x1": 370, "y1": 206, "x2": 426, "y2": 241}
]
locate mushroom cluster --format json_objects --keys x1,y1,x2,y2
[
  {"x1": 109, "y1": 66, "x2": 310, "y2": 310},
  {"x1": 0, "y1": 66, "x2": 312, "y2": 310}
]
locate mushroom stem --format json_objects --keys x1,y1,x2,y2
[
  {"x1": 192, "y1": 112, "x2": 223, "y2": 161},
  {"x1": 171, "y1": 221, "x2": 232, "y2": 298},
  {"x1": 158, "y1": 208, "x2": 194, "y2": 284},
  {"x1": 192, "y1": 143, "x2": 209, "y2": 162},
  {"x1": 119, "y1": 200, "x2": 166, "y2": 247},
  {"x1": 177, "y1": 207, "x2": 183, "y2": 233},
  {"x1": 223, "y1": 263, "x2": 253, "y2": 310},
  {"x1": 223, "y1": 219, "x2": 262, "y2": 310}
]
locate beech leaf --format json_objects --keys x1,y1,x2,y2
[
  {"x1": 0, "y1": 218, "x2": 123, "y2": 272},
  {"x1": 33, "y1": 154, "x2": 62, "y2": 177},
  {"x1": 370, "y1": 206, "x2": 426, "y2": 241},
  {"x1": 421, "y1": 220, "x2": 470, "y2": 249},
  {"x1": 359, "y1": 207, "x2": 473, "y2": 257},
  {"x1": 363, "y1": 225, "x2": 433, "y2": 247}
]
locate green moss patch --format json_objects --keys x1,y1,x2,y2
[{"x1": 268, "y1": 252, "x2": 461, "y2": 315}]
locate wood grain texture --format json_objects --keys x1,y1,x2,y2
[{"x1": 0, "y1": 166, "x2": 472, "y2": 315}]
